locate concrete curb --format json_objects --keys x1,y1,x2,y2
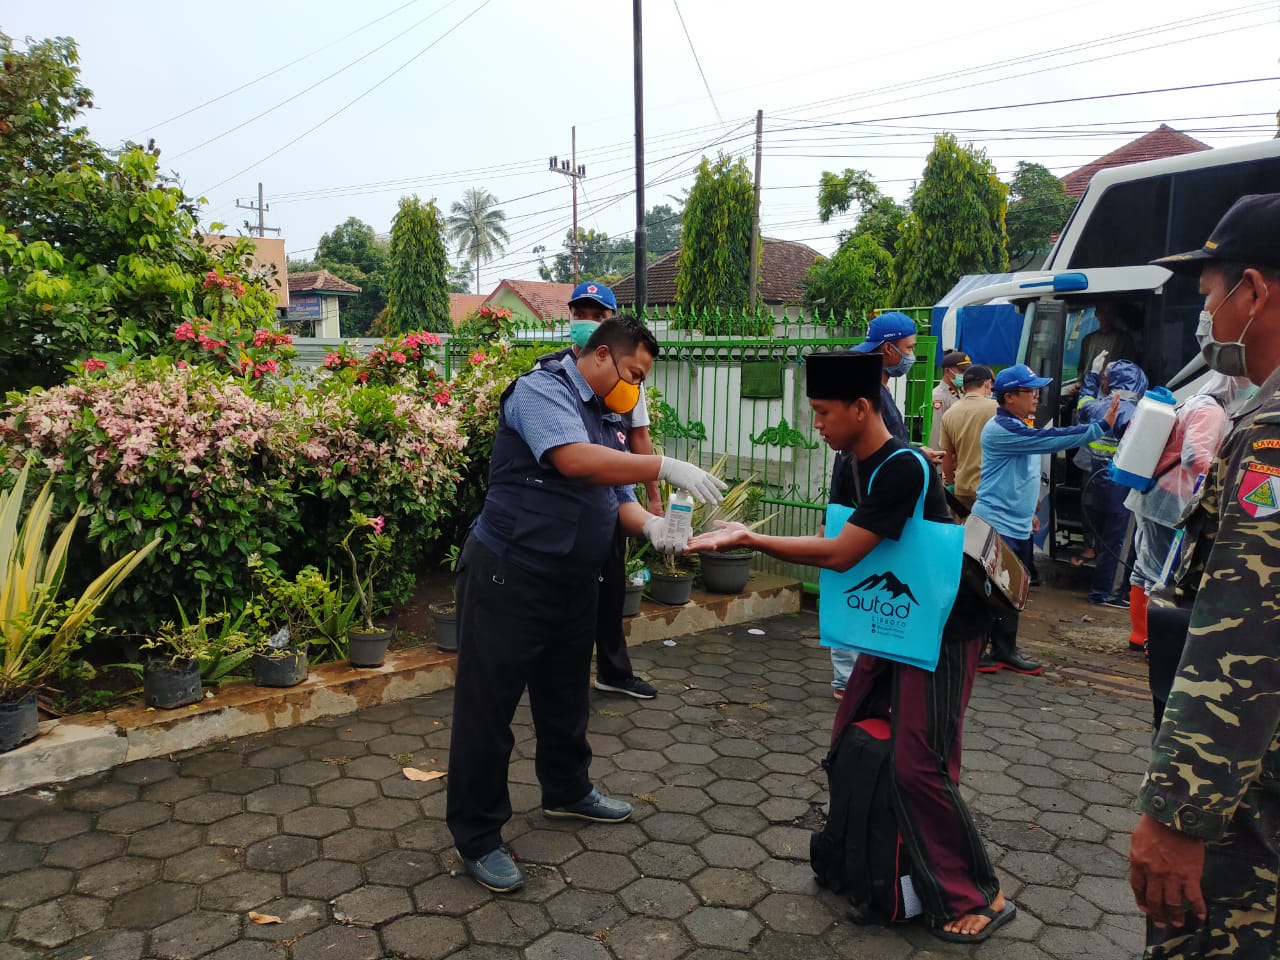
[{"x1": 0, "y1": 573, "x2": 800, "y2": 796}]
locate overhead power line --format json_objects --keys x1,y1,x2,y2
[{"x1": 671, "y1": 0, "x2": 724, "y2": 128}]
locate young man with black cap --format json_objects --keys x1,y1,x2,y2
[
  {"x1": 689, "y1": 350, "x2": 1014, "y2": 945},
  {"x1": 929, "y1": 350, "x2": 971, "y2": 448},
  {"x1": 971, "y1": 364, "x2": 1119, "y2": 675},
  {"x1": 940, "y1": 364, "x2": 996, "y2": 511},
  {"x1": 447, "y1": 316, "x2": 726, "y2": 894},
  {"x1": 555, "y1": 282, "x2": 661, "y2": 699},
  {"x1": 1128, "y1": 193, "x2": 1280, "y2": 959}
]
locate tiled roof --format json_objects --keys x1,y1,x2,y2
[
  {"x1": 488, "y1": 279, "x2": 577, "y2": 320},
  {"x1": 287, "y1": 269, "x2": 362, "y2": 295},
  {"x1": 611, "y1": 237, "x2": 821, "y2": 306},
  {"x1": 449, "y1": 293, "x2": 486, "y2": 326},
  {"x1": 1060, "y1": 124, "x2": 1212, "y2": 198}
]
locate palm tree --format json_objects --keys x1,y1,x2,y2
[{"x1": 446, "y1": 188, "x2": 509, "y2": 295}]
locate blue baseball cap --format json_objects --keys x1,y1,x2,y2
[
  {"x1": 568, "y1": 282, "x2": 617, "y2": 312},
  {"x1": 851, "y1": 312, "x2": 917, "y2": 353},
  {"x1": 993, "y1": 364, "x2": 1053, "y2": 393}
]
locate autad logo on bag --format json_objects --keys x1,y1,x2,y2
[{"x1": 845, "y1": 572, "x2": 918, "y2": 637}]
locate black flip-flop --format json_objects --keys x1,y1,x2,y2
[{"x1": 931, "y1": 900, "x2": 1017, "y2": 944}]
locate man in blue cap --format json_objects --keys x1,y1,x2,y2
[
  {"x1": 555, "y1": 282, "x2": 661, "y2": 699},
  {"x1": 972, "y1": 364, "x2": 1119, "y2": 673}
]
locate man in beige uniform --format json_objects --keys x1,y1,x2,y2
[
  {"x1": 940, "y1": 364, "x2": 996, "y2": 510},
  {"x1": 929, "y1": 351, "x2": 971, "y2": 448}
]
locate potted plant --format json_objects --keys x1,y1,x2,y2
[
  {"x1": 138, "y1": 599, "x2": 254, "y2": 708},
  {"x1": 622, "y1": 542, "x2": 648, "y2": 617},
  {"x1": 306, "y1": 569, "x2": 361, "y2": 664},
  {"x1": 428, "y1": 545, "x2": 459, "y2": 653},
  {"x1": 340, "y1": 511, "x2": 394, "y2": 667},
  {"x1": 649, "y1": 552, "x2": 697, "y2": 606},
  {"x1": 0, "y1": 463, "x2": 158, "y2": 750},
  {"x1": 247, "y1": 558, "x2": 329, "y2": 686}
]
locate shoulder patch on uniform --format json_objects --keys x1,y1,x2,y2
[
  {"x1": 1238, "y1": 461, "x2": 1280, "y2": 518},
  {"x1": 932, "y1": 401, "x2": 943, "y2": 409},
  {"x1": 1252, "y1": 438, "x2": 1280, "y2": 450}
]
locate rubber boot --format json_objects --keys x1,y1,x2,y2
[{"x1": 1128, "y1": 584, "x2": 1148, "y2": 654}]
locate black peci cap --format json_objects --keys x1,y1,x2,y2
[
  {"x1": 962, "y1": 364, "x2": 995, "y2": 388},
  {"x1": 1152, "y1": 193, "x2": 1280, "y2": 273},
  {"x1": 805, "y1": 350, "x2": 883, "y2": 402}
]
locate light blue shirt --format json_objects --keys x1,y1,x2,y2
[
  {"x1": 972, "y1": 408, "x2": 1102, "y2": 540},
  {"x1": 503, "y1": 360, "x2": 637, "y2": 506}
]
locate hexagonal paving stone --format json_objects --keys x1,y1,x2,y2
[
  {"x1": 561, "y1": 850, "x2": 638, "y2": 892},
  {"x1": 641, "y1": 812, "x2": 710, "y2": 845},
  {"x1": 244, "y1": 835, "x2": 319, "y2": 873},
  {"x1": 332, "y1": 883, "x2": 414, "y2": 926},
  {"x1": 149, "y1": 910, "x2": 240, "y2": 960},
  {"x1": 290, "y1": 924, "x2": 383, "y2": 960},
  {"x1": 279, "y1": 805, "x2": 350, "y2": 838},
  {"x1": 700, "y1": 804, "x2": 768, "y2": 837},
  {"x1": 208, "y1": 767, "x2": 277, "y2": 795},
  {"x1": 1018, "y1": 884, "x2": 1103, "y2": 929},
  {"x1": 755, "y1": 892, "x2": 836, "y2": 934},
  {"x1": 11, "y1": 895, "x2": 108, "y2": 948},
  {"x1": 44, "y1": 830, "x2": 124, "y2": 869},
  {"x1": 162, "y1": 844, "x2": 241, "y2": 883},
  {"x1": 757, "y1": 825, "x2": 811, "y2": 860},
  {"x1": 108, "y1": 880, "x2": 197, "y2": 928},
  {"x1": 341, "y1": 754, "x2": 406, "y2": 781},
  {"x1": 206, "y1": 812, "x2": 278, "y2": 847},
  {"x1": 45, "y1": 928, "x2": 148, "y2": 960},
  {"x1": 651, "y1": 786, "x2": 713, "y2": 815},
  {"x1": 113, "y1": 757, "x2": 177, "y2": 784},
  {"x1": 74, "y1": 855, "x2": 159, "y2": 898},
  {"x1": 286, "y1": 858, "x2": 363, "y2": 899},
  {"x1": 240, "y1": 897, "x2": 327, "y2": 941},
  {"x1": 545, "y1": 888, "x2": 628, "y2": 934},
  {"x1": 243, "y1": 746, "x2": 307, "y2": 769},
  {"x1": 321, "y1": 826, "x2": 394, "y2": 862},
  {"x1": 690, "y1": 866, "x2": 769, "y2": 907},
  {"x1": 413, "y1": 874, "x2": 493, "y2": 916},
  {"x1": 511, "y1": 828, "x2": 583, "y2": 865},
  {"x1": 696, "y1": 834, "x2": 768, "y2": 869},
  {"x1": 351, "y1": 796, "x2": 418, "y2": 829},
  {"x1": 619, "y1": 877, "x2": 699, "y2": 918},
  {"x1": 62, "y1": 781, "x2": 139, "y2": 812},
  {"x1": 608, "y1": 915, "x2": 691, "y2": 960},
  {"x1": 199, "y1": 870, "x2": 281, "y2": 912},
  {"x1": 96, "y1": 800, "x2": 172, "y2": 834},
  {"x1": 277, "y1": 759, "x2": 341, "y2": 787},
  {"x1": 14, "y1": 811, "x2": 91, "y2": 844},
  {"x1": 663, "y1": 742, "x2": 717, "y2": 765},
  {"x1": 466, "y1": 899, "x2": 552, "y2": 947},
  {"x1": 681, "y1": 905, "x2": 762, "y2": 951},
  {"x1": 525, "y1": 931, "x2": 611, "y2": 960},
  {"x1": 180, "y1": 753, "x2": 244, "y2": 778},
  {"x1": 381, "y1": 914, "x2": 469, "y2": 960},
  {"x1": 313, "y1": 777, "x2": 379, "y2": 808},
  {"x1": 0, "y1": 866, "x2": 72, "y2": 908},
  {"x1": 364, "y1": 848, "x2": 440, "y2": 887},
  {"x1": 245, "y1": 783, "x2": 311, "y2": 815},
  {"x1": 200, "y1": 943, "x2": 289, "y2": 960}
]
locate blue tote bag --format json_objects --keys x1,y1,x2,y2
[{"x1": 819, "y1": 449, "x2": 963, "y2": 672}]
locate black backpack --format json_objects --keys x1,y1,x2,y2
[{"x1": 810, "y1": 717, "x2": 918, "y2": 924}]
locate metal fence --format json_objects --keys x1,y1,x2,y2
[{"x1": 291, "y1": 308, "x2": 939, "y2": 592}]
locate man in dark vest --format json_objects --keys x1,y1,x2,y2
[{"x1": 446, "y1": 316, "x2": 725, "y2": 894}]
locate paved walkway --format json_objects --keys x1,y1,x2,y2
[{"x1": 0, "y1": 612, "x2": 1149, "y2": 960}]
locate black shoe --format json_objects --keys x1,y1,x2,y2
[
  {"x1": 998, "y1": 652, "x2": 1043, "y2": 676},
  {"x1": 976, "y1": 654, "x2": 1002, "y2": 674},
  {"x1": 543, "y1": 787, "x2": 633, "y2": 823},
  {"x1": 459, "y1": 845, "x2": 524, "y2": 893},
  {"x1": 593, "y1": 676, "x2": 657, "y2": 699}
]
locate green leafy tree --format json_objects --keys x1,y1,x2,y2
[
  {"x1": 0, "y1": 33, "x2": 277, "y2": 389},
  {"x1": 1005, "y1": 161, "x2": 1074, "y2": 269},
  {"x1": 313, "y1": 218, "x2": 388, "y2": 336},
  {"x1": 817, "y1": 168, "x2": 907, "y2": 256},
  {"x1": 445, "y1": 187, "x2": 509, "y2": 294},
  {"x1": 675, "y1": 154, "x2": 757, "y2": 313},
  {"x1": 645, "y1": 203, "x2": 683, "y2": 257},
  {"x1": 892, "y1": 134, "x2": 1009, "y2": 306},
  {"x1": 538, "y1": 228, "x2": 632, "y2": 284},
  {"x1": 801, "y1": 233, "x2": 894, "y2": 323},
  {"x1": 447, "y1": 261, "x2": 472, "y2": 294},
  {"x1": 386, "y1": 195, "x2": 450, "y2": 333}
]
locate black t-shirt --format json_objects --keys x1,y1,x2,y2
[{"x1": 831, "y1": 438, "x2": 990, "y2": 642}]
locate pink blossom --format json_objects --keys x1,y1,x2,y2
[
  {"x1": 174, "y1": 321, "x2": 196, "y2": 341},
  {"x1": 370, "y1": 515, "x2": 385, "y2": 536},
  {"x1": 469, "y1": 351, "x2": 486, "y2": 366},
  {"x1": 433, "y1": 389, "x2": 451, "y2": 405},
  {"x1": 82, "y1": 357, "x2": 107, "y2": 371},
  {"x1": 390, "y1": 351, "x2": 407, "y2": 364}
]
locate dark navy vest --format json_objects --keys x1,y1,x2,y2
[{"x1": 473, "y1": 359, "x2": 626, "y2": 578}]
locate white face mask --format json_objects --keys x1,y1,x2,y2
[{"x1": 1199, "y1": 278, "x2": 1260, "y2": 377}]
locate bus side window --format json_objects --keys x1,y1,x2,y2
[{"x1": 1062, "y1": 307, "x2": 1097, "y2": 384}]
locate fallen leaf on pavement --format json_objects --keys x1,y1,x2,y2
[
  {"x1": 403, "y1": 768, "x2": 446, "y2": 782},
  {"x1": 248, "y1": 912, "x2": 282, "y2": 925}
]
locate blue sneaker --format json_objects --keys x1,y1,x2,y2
[
  {"x1": 543, "y1": 787, "x2": 632, "y2": 823},
  {"x1": 459, "y1": 845, "x2": 524, "y2": 893}
]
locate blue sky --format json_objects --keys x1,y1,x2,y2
[{"x1": 7, "y1": 0, "x2": 1279, "y2": 289}]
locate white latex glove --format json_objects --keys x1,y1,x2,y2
[
  {"x1": 657, "y1": 457, "x2": 728, "y2": 505},
  {"x1": 642, "y1": 515, "x2": 688, "y2": 553},
  {"x1": 1090, "y1": 349, "x2": 1109, "y2": 376}
]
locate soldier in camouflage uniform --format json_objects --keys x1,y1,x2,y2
[{"x1": 1128, "y1": 194, "x2": 1280, "y2": 959}]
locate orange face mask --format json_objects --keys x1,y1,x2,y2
[{"x1": 602, "y1": 352, "x2": 641, "y2": 414}]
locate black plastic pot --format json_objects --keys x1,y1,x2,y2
[
  {"x1": 429, "y1": 605, "x2": 457, "y2": 653},
  {"x1": 0, "y1": 691, "x2": 38, "y2": 752},
  {"x1": 622, "y1": 582, "x2": 644, "y2": 617},
  {"x1": 700, "y1": 550, "x2": 755, "y2": 594},
  {"x1": 252, "y1": 647, "x2": 308, "y2": 688},
  {"x1": 348, "y1": 628, "x2": 393, "y2": 668},
  {"x1": 143, "y1": 658, "x2": 203, "y2": 709},
  {"x1": 648, "y1": 571, "x2": 694, "y2": 606}
]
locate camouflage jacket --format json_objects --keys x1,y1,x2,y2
[{"x1": 1139, "y1": 364, "x2": 1280, "y2": 843}]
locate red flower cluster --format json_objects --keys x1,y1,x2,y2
[
  {"x1": 433, "y1": 389, "x2": 451, "y2": 405},
  {"x1": 203, "y1": 270, "x2": 247, "y2": 298},
  {"x1": 253, "y1": 329, "x2": 292, "y2": 349},
  {"x1": 477, "y1": 304, "x2": 513, "y2": 322},
  {"x1": 322, "y1": 353, "x2": 358, "y2": 370},
  {"x1": 81, "y1": 357, "x2": 107, "y2": 372}
]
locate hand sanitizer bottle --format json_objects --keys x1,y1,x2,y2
[{"x1": 665, "y1": 490, "x2": 695, "y2": 546}]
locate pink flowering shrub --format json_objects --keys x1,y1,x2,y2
[
  {"x1": 320, "y1": 329, "x2": 445, "y2": 392},
  {"x1": 169, "y1": 317, "x2": 294, "y2": 383},
  {"x1": 1, "y1": 358, "x2": 469, "y2": 628},
  {"x1": 0, "y1": 359, "x2": 302, "y2": 625}
]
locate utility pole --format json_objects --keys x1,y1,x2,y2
[
  {"x1": 548, "y1": 127, "x2": 587, "y2": 283},
  {"x1": 236, "y1": 182, "x2": 280, "y2": 238},
  {"x1": 747, "y1": 109, "x2": 763, "y2": 313},
  {"x1": 633, "y1": 0, "x2": 647, "y2": 312}
]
